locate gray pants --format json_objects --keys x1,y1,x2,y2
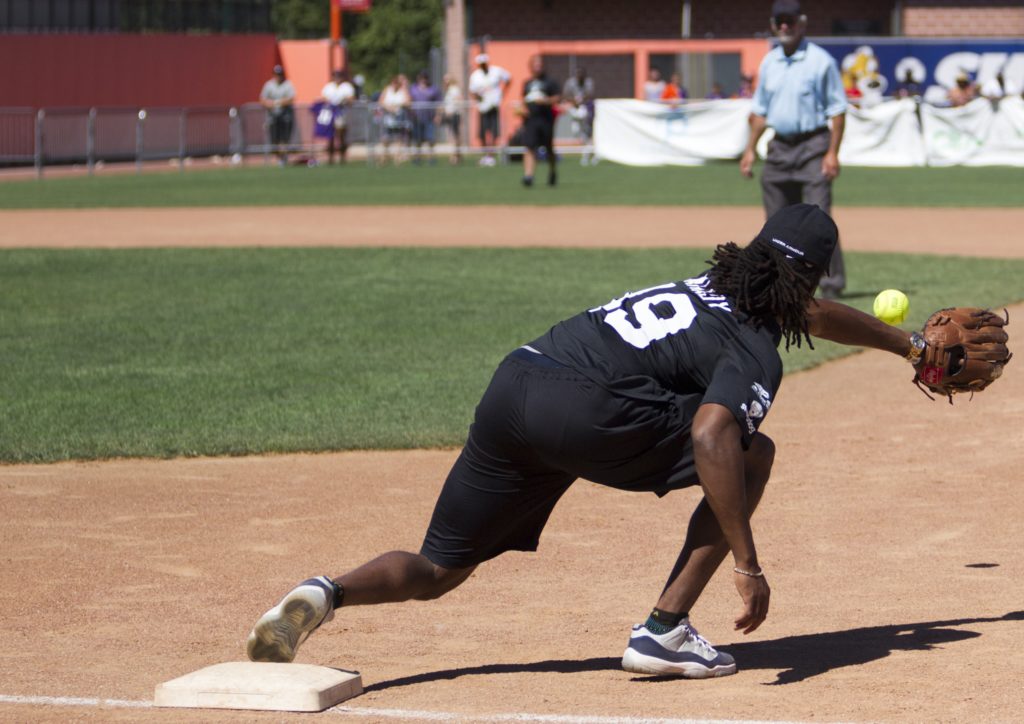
[{"x1": 762, "y1": 131, "x2": 845, "y2": 295}]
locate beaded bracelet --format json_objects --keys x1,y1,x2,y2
[{"x1": 733, "y1": 567, "x2": 765, "y2": 578}]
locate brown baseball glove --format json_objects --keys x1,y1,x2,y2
[{"x1": 914, "y1": 307, "x2": 1012, "y2": 402}]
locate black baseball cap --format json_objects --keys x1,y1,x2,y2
[
  {"x1": 772, "y1": 0, "x2": 801, "y2": 17},
  {"x1": 759, "y1": 203, "x2": 837, "y2": 271}
]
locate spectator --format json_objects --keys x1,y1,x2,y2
[
  {"x1": 519, "y1": 55, "x2": 560, "y2": 188},
  {"x1": 468, "y1": 53, "x2": 511, "y2": 167},
  {"x1": 707, "y1": 82, "x2": 726, "y2": 100},
  {"x1": 260, "y1": 64, "x2": 296, "y2": 167},
  {"x1": 739, "y1": 0, "x2": 848, "y2": 299},
  {"x1": 379, "y1": 74, "x2": 411, "y2": 165},
  {"x1": 439, "y1": 74, "x2": 464, "y2": 165},
  {"x1": 353, "y1": 74, "x2": 366, "y2": 100},
  {"x1": 947, "y1": 72, "x2": 978, "y2": 107},
  {"x1": 643, "y1": 68, "x2": 666, "y2": 101},
  {"x1": 661, "y1": 72, "x2": 688, "y2": 102},
  {"x1": 319, "y1": 69, "x2": 356, "y2": 164},
  {"x1": 562, "y1": 66, "x2": 595, "y2": 164},
  {"x1": 410, "y1": 70, "x2": 442, "y2": 164},
  {"x1": 737, "y1": 74, "x2": 754, "y2": 99}
]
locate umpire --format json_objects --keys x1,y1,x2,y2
[
  {"x1": 520, "y1": 55, "x2": 560, "y2": 188},
  {"x1": 740, "y1": 0, "x2": 848, "y2": 299},
  {"x1": 247, "y1": 204, "x2": 927, "y2": 679}
]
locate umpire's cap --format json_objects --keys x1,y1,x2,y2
[
  {"x1": 771, "y1": 0, "x2": 802, "y2": 17},
  {"x1": 759, "y1": 203, "x2": 837, "y2": 271}
]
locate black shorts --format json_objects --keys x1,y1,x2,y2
[
  {"x1": 479, "y1": 108, "x2": 499, "y2": 142},
  {"x1": 523, "y1": 119, "x2": 554, "y2": 151},
  {"x1": 420, "y1": 349, "x2": 700, "y2": 569}
]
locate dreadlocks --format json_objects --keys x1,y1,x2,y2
[{"x1": 706, "y1": 236, "x2": 818, "y2": 350}]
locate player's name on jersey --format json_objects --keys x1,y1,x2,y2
[{"x1": 684, "y1": 275, "x2": 731, "y2": 311}]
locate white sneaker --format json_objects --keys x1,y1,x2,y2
[
  {"x1": 246, "y1": 576, "x2": 337, "y2": 663},
  {"x1": 621, "y1": 618, "x2": 736, "y2": 678}
]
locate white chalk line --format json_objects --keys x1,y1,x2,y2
[
  {"x1": 0, "y1": 694, "x2": 152, "y2": 709},
  {"x1": 0, "y1": 693, "x2": 835, "y2": 724}
]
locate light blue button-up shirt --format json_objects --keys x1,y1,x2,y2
[{"x1": 751, "y1": 40, "x2": 847, "y2": 137}]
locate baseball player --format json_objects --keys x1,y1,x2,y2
[
  {"x1": 519, "y1": 55, "x2": 560, "y2": 188},
  {"x1": 247, "y1": 205, "x2": 935, "y2": 678}
]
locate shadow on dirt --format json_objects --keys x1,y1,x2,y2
[{"x1": 363, "y1": 611, "x2": 1023, "y2": 691}]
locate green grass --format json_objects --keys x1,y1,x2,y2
[
  {"x1": 5, "y1": 162, "x2": 1024, "y2": 208},
  {"x1": 3, "y1": 247, "x2": 1022, "y2": 463}
]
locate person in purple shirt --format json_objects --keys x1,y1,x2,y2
[{"x1": 410, "y1": 70, "x2": 442, "y2": 164}]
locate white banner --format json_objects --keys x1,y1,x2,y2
[
  {"x1": 921, "y1": 96, "x2": 1024, "y2": 167},
  {"x1": 595, "y1": 97, "x2": 1024, "y2": 167},
  {"x1": 839, "y1": 97, "x2": 926, "y2": 167},
  {"x1": 593, "y1": 99, "x2": 753, "y2": 166}
]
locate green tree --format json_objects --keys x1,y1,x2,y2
[
  {"x1": 270, "y1": 0, "x2": 442, "y2": 93},
  {"x1": 342, "y1": 0, "x2": 444, "y2": 93},
  {"x1": 271, "y1": 0, "x2": 330, "y2": 39}
]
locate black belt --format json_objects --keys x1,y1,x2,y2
[
  {"x1": 774, "y1": 126, "x2": 829, "y2": 145},
  {"x1": 509, "y1": 346, "x2": 565, "y2": 368}
]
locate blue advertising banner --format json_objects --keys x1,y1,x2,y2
[{"x1": 811, "y1": 38, "x2": 1024, "y2": 105}]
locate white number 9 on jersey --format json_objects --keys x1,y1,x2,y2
[{"x1": 592, "y1": 284, "x2": 698, "y2": 349}]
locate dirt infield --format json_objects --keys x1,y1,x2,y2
[
  {"x1": 1, "y1": 206, "x2": 1022, "y2": 723},
  {"x1": 3, "y1": 205, "x2": 1024, "y2": 257}
]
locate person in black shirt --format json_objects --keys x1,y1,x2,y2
[
  {"x1": 519, "y1": 55, "x2": 560, "y2": 187},
  {"x1": 248, "y1": 205, "x2": 923, "y2": 679}
]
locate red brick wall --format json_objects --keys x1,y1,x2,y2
[{"x1": 903, "y1": 7, "x2": 1024, "y2": 36}]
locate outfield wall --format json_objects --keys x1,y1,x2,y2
[{"x1": 1, "y1": 34, "x2": 279, "y2": 108}]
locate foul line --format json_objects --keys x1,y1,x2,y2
[{"x1": 0, "y1": 693, "x2": 834, "y2": 724}]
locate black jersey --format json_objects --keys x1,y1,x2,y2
[
  {"x1": 529, "y1": 274, "x2": 783, "y2": 448},
  {"x1": 523, "y1": 75, "x2": 559, "y2": 123}
]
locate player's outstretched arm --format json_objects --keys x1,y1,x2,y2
[{"x1": 806, "y1": 298, "x2": 914, "y2": 357}]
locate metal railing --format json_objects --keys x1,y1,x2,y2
[{"x1": 0, "y1": 100, "x2": 594, "y2": 177}]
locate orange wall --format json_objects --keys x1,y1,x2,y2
[
  {"x1": 278, "y1": 40, "x2": 336, "y2": 104},
  {"x1": 471, "y1": 38, "x2": 770, "y2": 146},
  {"x1": 2, "y1": 34, "x2": 279, "y2": 109}
]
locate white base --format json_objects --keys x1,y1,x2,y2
[{"x1": 154, "y1": 662, "x2": 362, "y2": 712}]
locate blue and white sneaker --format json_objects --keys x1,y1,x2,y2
[
  {"x1": 621, "y1": 618, "x2": 737, "y2": 678},
  {"x1": 246, "y1": 576, "x2": 337, "y2": 663}
]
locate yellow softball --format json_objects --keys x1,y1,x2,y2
[{"x1": 873, "y1": 289, "x2": 909, "y2": 325}]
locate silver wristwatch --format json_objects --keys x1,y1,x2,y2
[{"x1": 906, "y1": 331, "x2": 926, "y2": 364}]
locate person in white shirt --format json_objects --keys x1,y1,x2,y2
[
  {"x1": 468, "y1": 53, "x2": 510, "y2": 166},
  {"x1": 378, "y1": 74, "x2": 411, "y2": 165},
  {"x1": 439, "y1": 74, "x2": 464, "y2": 165},
  {"x1": 320, "y1": 69, "x2": 356, "y2": 164},
  {"x1": 643, "y1": 68, "x2": 666, "y2": 102}
]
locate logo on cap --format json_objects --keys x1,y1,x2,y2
[{"x1": 769, "y1": 236, "x2": 805, "y2": 258}]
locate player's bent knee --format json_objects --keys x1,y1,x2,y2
[{"x1": 746, "y1": 433, "x2": 776, "y2": 481}]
